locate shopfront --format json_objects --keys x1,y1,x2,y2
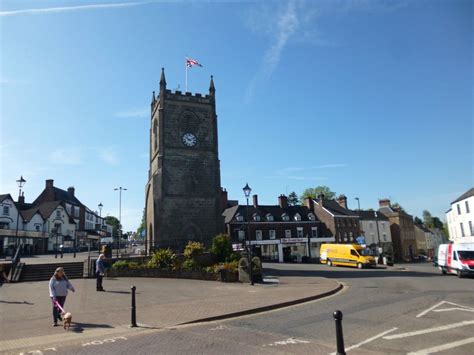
[
  {"x1": 248, "y1": 240, "x2": 280, "y2": 262},
  {"x1": 309, "y1": 237, "x2": 336, "y2": 260},
  {"x1": 278, "y1": 238, "x2": 308, "y2": 263}
]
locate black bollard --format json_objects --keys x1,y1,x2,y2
[
  {"x1": 333, "y1": 310, "x2": 346, "y2": 355},
  {"x1": 130, "y1": 286, "x2": 137, "y2": 327}
]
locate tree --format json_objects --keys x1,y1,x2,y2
[
  {"x1": 414, "y1": 216, "x2": 423, "y2": 225},
  {"x1": 136, "y1": 208, "x2": 146, "y2": 238},
  {"x1": 391, "y1": 202, "x2": 405, "y2": 212},
  {"x1": 105, "y1": 216, "x2": 120, "y2": 238},
  {"x1": 287, "y1": 191, "x2": 300, "y2": 206},
  {"x1": 300, "y1": 186, "x2": 336, "y2": 201},
  {"x1": 422, "y1": 210, "x2": 433, "y2": 227}
]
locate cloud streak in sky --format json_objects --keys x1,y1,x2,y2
[{"x1": 0, "y1": 1, "x2": 155, "y2": 17}]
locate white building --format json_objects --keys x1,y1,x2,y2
[{"x1": 446, "y1": 188, "x2": 474, "y2": 242}]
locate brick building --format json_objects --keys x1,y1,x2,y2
[
  {"x1": 378, "y1": 199, "x2": 416, "y2": 261},
  {"x1": 312, "y1": 194, "x2": 361, "y2": 243},
  {"x1": 223, "y1": 194, "x2": 334, "y2": 262}
]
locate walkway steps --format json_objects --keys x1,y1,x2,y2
[{"x1": 19, "y1": 262, "x2": 84, "y2": 282}]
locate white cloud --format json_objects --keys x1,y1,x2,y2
[
  {"x1": 0, "y1": 1, "x2": 157, "y2": 17},
  {"x1": 98, "y1": 147, "x2": 120, "y2": 166},
  {"x1": 115, "y1": 108, "x2": 149, "y2": 119}
]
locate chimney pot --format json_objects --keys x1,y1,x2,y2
[
  {"x1": 45, "y1": 179, "x2": 54, "y2": 188},
  {"x1": 379, "y1": 199, "x2": 391, "y2": 208},
  {"x1": 278, "y1": 194, "x2": 288, "y2": 209},
  {"x1": 252, "y1": 194, "x2": 258, "y2": 208},
  {"x1": 67, "y1": 186, "x2": 75, "y2": 196},
  {"x1": 336, "y1": 194, "x2": 348, "y2": 209},
  {"x1": 304, "y1": 197, "x2": 314, "y2": 209}
]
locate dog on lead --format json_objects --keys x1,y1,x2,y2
[{"x1": 54, "y1": 299, "x2": 72, "y2": 331}]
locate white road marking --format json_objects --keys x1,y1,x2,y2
[
  {"x1": 263, "y1": 338, "x2": 310, "y2": 347},
  {"x1": 407, "y1": 336, "x2": 474, "y2": 355},
  {"x1": 383, "y1": 320, "x2": 474, "y2": 340},
  {"x1": 209, "y1": 325, "x2": 230, "y2": 331},
  {"x1": 328, "y1": 328, "x2": 398, "y2": 355},
  {"x1": 416, "y1": 301, "x2": 446, "y2": 318},
  {"x1": 416, "y1": 300, "x2": 474, "y2": 318},
  {"x1": 434, "y1": 307, "x2": 474, "y2": 313}
]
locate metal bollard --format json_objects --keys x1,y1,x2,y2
[
  {"x1": 130, "y1": 286, "x2": 137, "y2": 327},
  {"x1": 333, "y1": 310, "x2": 346, "y2": 355}
]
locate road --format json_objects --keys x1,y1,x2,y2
[{"x1": 10, "y1": 262, "x2": 474, "y2": 355}]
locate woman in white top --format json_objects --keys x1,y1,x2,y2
[{"x1": 49, "y1": 267, "x2": 75, "y2": 326}]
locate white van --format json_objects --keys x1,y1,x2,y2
[{"x1": 438, "y1": 243, "x2": 474, "y2": 278}]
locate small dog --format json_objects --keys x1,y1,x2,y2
[{"x1": 61, "y1": 312, "x2": 72, "y2": 330}]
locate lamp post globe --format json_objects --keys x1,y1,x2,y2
[{"x1": 243, "y1": 183, "x2": 252, "y2": 198}]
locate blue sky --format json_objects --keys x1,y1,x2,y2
[{"x1": 0, "y1": 0, "x2": 472, "y2": 231}]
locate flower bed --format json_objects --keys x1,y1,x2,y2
[{"x1": 106, "y1": 267, "x2": 218, "y2": 281}]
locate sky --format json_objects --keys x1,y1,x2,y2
[{"x1": 0, "y1": 0, "x2": 472, "y2": 232}]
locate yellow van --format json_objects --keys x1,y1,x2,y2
[{"x1": 320, "y1": 244, "x2": 376, "y2": 269}]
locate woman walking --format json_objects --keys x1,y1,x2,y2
[{"x1": 49, "y1": 267, "x2": 75, "y2": 326}]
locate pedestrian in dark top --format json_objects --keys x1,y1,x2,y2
[
  {"x1": 96, "y1": 254, "x2": 106, "y2": 292},
  {"x1": 0, "y1": 264, "x2": 9, "y2": 286},
  {"x1": 49, "y1": 267, "x2": 75, "y2": 326}
]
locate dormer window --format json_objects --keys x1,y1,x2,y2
[
  {"x1": 56, "y1": 210, "x2": 61, "y2": 218},
  {"x1": 266, "y1": 213, "x2": 274, "y2": 222},
  {"x1": 235, "y1": 214, "x2": 244, "y2": 222},
  {"x1": 308, "y1": 213, "x2": 315, "y2": 221},
  {"x1": 294, "y1": 213, "x2": 302, "y2": 221},
  {"x1": 282, "y1": 213, "x2": 290, "y2": 221},
  {"x1": 253, "y1": 214, "x2": 261, "y2": 222}
]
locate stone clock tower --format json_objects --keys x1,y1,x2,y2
[{"x1": 145, "y1": 68, "x2": 223, "y2": 251}]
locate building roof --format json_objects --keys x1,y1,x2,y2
[
  {"x1": 20, "y1": 201, "x2": 76, "y2": 224},
  {"x1": 451, "y1": 188, "x2": 474, "y2": 204},
  {"x1": 319, "y1": 199, "x2": 358, "y2": 217},
  {"x1": 223, "y1": 204, "x2": 319, "y2": 224},
  {"x1": 33, "y1": 186, "x2": 83, "y2": 206},
  {"x1": 0, "y1": 194, "x2": 13, "y2": 204},
  {"x1": 354, "y1": 210, "x2": 389, "y2": 221}
]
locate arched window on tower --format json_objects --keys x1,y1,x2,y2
[{"x1": 153, "y1": 120, "x2": 158, "y2": 151}]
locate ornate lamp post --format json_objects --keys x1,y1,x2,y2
[
  {"x1": 98, "y1": 202, "x2": 103, "y2": 255},
  {"x1": 243, "y1": 183, "x2": 253, "y2": 286},
  {"x1": 14, "y1": 176, "x2": 26, "y2": 251},
  {"x1": 355, "y1": 197, "x2": 361, "y2": 211}
]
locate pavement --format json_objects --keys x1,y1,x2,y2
[{"x1": 0, "y1": 267, "x2": 341, "y2": 354}]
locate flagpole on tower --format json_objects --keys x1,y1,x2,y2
[{"x1": 185, "y1": 57, "x2": 188, "y2": 92}]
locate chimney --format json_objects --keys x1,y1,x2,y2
[
  {"x1": 317, "y1": 194, "x2": 325, "y2": 206},
  {"x1": 379, "y1": 199, "x2": 391, "y2": 208},
  {"x1": 220, "y1": 188, "x2": 228, "y2": 211},
  {"x1": 67, "y1": 186, "x2": 75, "y2": 196},
  {"x1": 18, "y1": 192, "x2": 25, "y2": 205},
  {"x1": 304, "y1": 197, "x2": 314, "y2": 210},
  {"x1": 253, "y1": 194, "x2": 258, "y2": 208},
  {"x1": 278, "y1": 194, "x2": 288, "y2": 209},
  {"x1": 45, "y1": 179, "x2": 54, "y2": 188},
  {"x1": 336, "y1": 194, "x2": 348, "y2": 209}
]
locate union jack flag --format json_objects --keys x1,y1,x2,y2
[{"x1": 186, "y1": 57, "x2": 203, "y2": 68}]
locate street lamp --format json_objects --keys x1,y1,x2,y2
[
  {"x1": 374, "y1": 211, "x2": 381, "y2": 264},
  {"x1": 242, "y1": 183, "x2": 253, "y2": 286},
  {"x1": 98, "y1": 203, "x2": 103, "y2": 255},
  {"x1": 355, "y1": 197, "x2": 361, "y2": 211},
  {"x1": 14, "y1": 176, "x2": 26, "y2": 252},
  {"x1": 114, "y1": 187, "x2": 127, "y2": 258}
]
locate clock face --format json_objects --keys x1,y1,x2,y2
[{"x1": 182, "y1": 133, "x2": 197, "y2": 147}]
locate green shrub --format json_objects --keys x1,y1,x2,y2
[
  {"x1": 147, "y1": 248, "x2": 177, "y2": 270},
  {"x1": 127, "y1": 262, "x2": 140, "y2": 269},
  {"x1": 182, "y1": 259, "x2": 200, "y2": 271},
  {"x1": 184, "y1": 241, "x2": 205, "y2": 260},
  {"x1": 111, "y1": 260, "x2": 129, "y2": 270},
  {"x1": 211, "y1": 234, "x2": 233, "y2": 262}
]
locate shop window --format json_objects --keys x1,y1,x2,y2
[
  {"x1": 238, "y1": 230, "x2": 245, "y2": 241},
  {"x1": 256, "y1": 230, "x2": 263, "y2": 241},
  {"x1": 0, "y1": 222, "x2": 9, "y2": 229},
  {"x1": 269, "y1": 230, "x2": 276, "y2": 239},
  {"x1": 297, "y1": 227, "x2": 304, "y2": 238},
  {"x1": 285, "y1": 230, "x2": 291, "y2": 238},
  {"x1": 2, "y1": 206, "x2": 9, "y2": 215}
]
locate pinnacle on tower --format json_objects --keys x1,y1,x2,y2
[
  {"x1": 151, "y1": 91, "x2": 156, "y2": 104},
  {"x1": 209, "y1": 75, "x2": 215, "y2": 96},
  {"x1": 160, "y1": 67, "x2": 166, "y2": 88}
]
